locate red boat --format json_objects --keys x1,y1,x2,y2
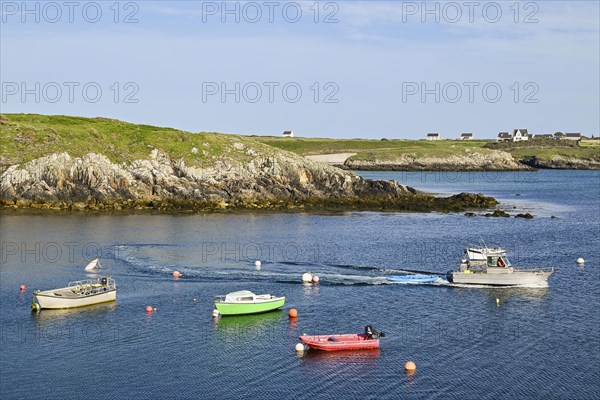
[{"x1": 299, "y1": 326, "x2": 385, "y2": 351}]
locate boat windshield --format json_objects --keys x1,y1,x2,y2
[{"x1": 488, "y1": 256, "x2": 510, "y2": 268}]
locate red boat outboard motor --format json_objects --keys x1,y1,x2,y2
[{"x1": 365, "y1": 325, "x2": 385, "y2": 339}]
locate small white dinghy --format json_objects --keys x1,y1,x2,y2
[
  {"x1": 84, "y1": 258, "x2": 102, "y2": 271},
  {"x1": 32, "y1": 277, "x2": 116, "y2": 310}
]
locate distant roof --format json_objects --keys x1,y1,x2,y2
[
  {"x1": 282, "y1": 130, "x2": 293, "y2": 134},
  {"x1": 513, "y1": 129, "x2": 528, "y2": 135},
  {"x1": 565, "y1": 132, "x2": 581, "y2": 137},
  {"x1": 461, "y1": 133, "x2": 473, "y2": 137},
  {"x1": 534, "y1": 134, "x2": 553, "y2": 137},
  {"x1": 427, "y1": 133, "x2": 440, "y2": 137},
  {"x1": 498, "y1": 132, "x2": 511, "y2": 138}
]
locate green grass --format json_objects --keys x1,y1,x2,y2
[
  {"x1": 255, "y1": 137, "x2": 490, "y2": 157},
  {"x1": 509, "y1": 147, "x2": 600, "y2": 161},
  {"x1": 580, "y1": 140, "x2": 600, "y2": 147},
  {"x1": 0, "y1": 114, "x2": 276, "y2": 166}
]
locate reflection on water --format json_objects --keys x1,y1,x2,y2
[
  {"x1": 300, "y1": 349, "x2": 380, "y2": 366},
  {"x1": 213, "y1": 311, "x2": 285, "y2": 342},
  {"x1": 32, "y1": 302, "x2": 118, "y2": 325},
  {"x1": 486, "y1": 287, "x2": 550, "y2": 304}
]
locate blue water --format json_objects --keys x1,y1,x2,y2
[{"x1": 1, "y1": 170, "x2": 598, "y2": 399}]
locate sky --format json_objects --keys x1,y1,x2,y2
[{"x1": 1, "y1": 1, "x2": 599, "y2": 139}]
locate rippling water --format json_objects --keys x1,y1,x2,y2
[{"x1": 1, "y1": 170, "x2": 598, "y2": 399}]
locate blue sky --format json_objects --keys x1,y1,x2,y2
[{"x1": 1, "y1": 1, "x2": 599, "y2": 139}]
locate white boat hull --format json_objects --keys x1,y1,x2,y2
[
  {"x1": 448, "y1": 268, "x2": 553, "y2": 286},
  {"x1": 33, "y1": 290, "x2": 116, "y2": 309}
]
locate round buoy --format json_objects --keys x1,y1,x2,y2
[
  {"x1": 496, "y1": 298, "x2": 500, "y2": 305},
  {"x1": 404, "y1": 361, "x2": 416, "y2": 371},
  {"x1": 212, "y1": 309, "x2": 219, "y2": 318},
  {"x1": 577, "y1": 258, "x2": 585, "y2": 264},
  {"x1": 288, "y1": 308, "x2": 298, "y2": 318},
  {"x1": 312, "y1": 276, "x2": 319, "y2": 284},
  {"x1": 19, "y1": 284, "x2": 26, "y2": 292},
  {"x1": 295, "y1": 343, "x2": 305, "y2": 352},
  {"x1": 255, "y1": 260, "x2": 262, "y2": 267},
  {"x1": 302, "y1": 272, "x2": 313, "y2": 283},
  {"x1": 145, "y1": 306, "x2": 153, "y2": 313},
  {"x1": 172, "y1": 270, "x2": 182, "y2": 278}
]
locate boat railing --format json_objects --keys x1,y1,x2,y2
[
  {"x1": 512, "y1": 266, "x2": 554, "y2": 273},
  {"x1": 68, "y1": 277, "x2": 116, "y2": 295}
]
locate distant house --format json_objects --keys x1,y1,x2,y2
[
  {"x1": 512, "y1": 129, "x2": 529, "y2": 142},
  {"x1": 282, "y1": 130, "x2": 294, "y2": 138},
  {"x1": 426, "y1": 133, "x2": 442, "y2": 141},
  {"x1": 533, "y1": 134, "x2": 553, "y2": 139},
  {"x1": 563, "y1": 132, "x2": 582, "y2": 141},
  {"x1": 460, "y1": 133, "x2": 474, "y2": 140},
  {"x1": 497, "y1": 132, "x2": 511, "y2": 142},
  {"x1": 554, "y1": 132, "x2": 564, "y2": 140}
]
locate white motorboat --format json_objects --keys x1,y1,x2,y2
[
  {"x1": 448, "y1": 247, "x2": 554, "y2": 286},
  {"x1": 32, "y1": 277, "x2": 117, "y2": 310}
]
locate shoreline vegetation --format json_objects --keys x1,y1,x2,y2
[{"x1": 1, "y1": 113, "x2": 595, "y2": 213}]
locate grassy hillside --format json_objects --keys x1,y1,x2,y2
[
  {"x1": 0, "y1": 114, "x2": 276, "y2": 167},
  {"x1": 2, "y1": 114, "x2": 597, "y2": 169},
  {"x1": 256, "y1": 136, "x2": 600, "y2": 163}
]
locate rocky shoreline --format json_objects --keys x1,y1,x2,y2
[
  {"x1": 343, "y1": 151, "x2": 599, "y2": 171},
  {"x1": 0, "y1": 150, "x2": 497, "y2": 213},
  {"x1": 345, "y1": 150, "x2": 530, "y2": 171},
  {"x1": 519, "y1": 156, "x2": 600, "y2": 170}
]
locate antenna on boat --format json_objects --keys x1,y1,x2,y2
[{"x1": 478, "y1": 235, "x2": 488, "y2": 248}]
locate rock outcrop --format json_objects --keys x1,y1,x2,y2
[
  {"x1": 519, "y1": 155, "x2": 600, "y2": 170},
  {"x1": 345, "y1": 150, "x2": 530, "y2": 171},
  {"x1": 0, "y1": 149, "x2": 498, "y2": 212}
]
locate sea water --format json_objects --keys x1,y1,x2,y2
[{"x1": 0, "y1": 170, "x2": 598, "y2": 399}]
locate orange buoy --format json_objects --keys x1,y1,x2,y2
[
  {"x1": 172, "y1": 271, "x2": 182, "y2": 278},
  {"x1": 312, "y1": 276, "x2": 319, "y2": 284},
  {"x1": 404, "y1": 361, "x2": 416, "y2": 371},
  {"x1": 288, "y1": 308, "x2": 298, "y2": 318},
  {"x1": 145, "y1": 306, "x2": 153, "y2": 313},
  {"x1": 19, "y1": 284, "x2": 26, "y2": 292}
]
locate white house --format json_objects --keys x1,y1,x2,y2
[
  {"x1": 460, "y1": 133, "x2": 474, "y2": 140},
  {"x1": 512, "y1": 129, "x2": 529, "y2": 142},
  {"x1": 426, "y1": 133, "x2": 442, "y2": 141},
  {"x1": 282, "y1": 130, "x2": 294, "y2": 138},
  {"x1": 563, "y1": 132, "x2": 582, "y2": 141}
]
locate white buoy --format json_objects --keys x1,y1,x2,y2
[
  {"x1": 496, "y1": 298, "x2": 500, "y2": 306},
  {"x1": 255, "y1": 260, "x2": 262, "y2": 267},
  {"x1": 577, "y1": 258, "x2": 585, "y2": 264},
  {"x1": 302, "y1": 272, "x2": 313, "y2": 283},
  {"x1": 295, "y1": 343, "x2": 305, "y2": 352},
  {"x1": 212, "y1": 309, "x2": 219, "y2": 318},
  {"x1": 312, "y1": 275, "x2": 319, "y2": 284}
]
